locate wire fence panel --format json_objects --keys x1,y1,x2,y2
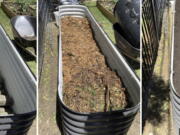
[
  {"x1": 142, "y1": 0, "x2": 167, "y2": 85},
  {"x1": 142, "y1": 0, "x2": 167, "y2": 126},
  {"x1": 38, "y1": 0, "x2": 57, "y2": 78}
]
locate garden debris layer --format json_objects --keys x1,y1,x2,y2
[
  {"x1": 98, "y1": 1, "x2": 116, "y2": 14},
  {"x1": 62, "y1": 17, "x2": 127, "y2": 113}
]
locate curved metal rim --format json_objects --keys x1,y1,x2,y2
[{"x1": 170, "y1": 0, "x2": 179, "y2": 97}]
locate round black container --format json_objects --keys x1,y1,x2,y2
[
  {"x1": 113, "y1": 23, "x2": 140, "y2": 61},
  {"x1": 114, "y1": 0, "x2": 140, "y2": 49},
  {"x1": 10, "y1": 16, "x2": 36, "y2": 48}
]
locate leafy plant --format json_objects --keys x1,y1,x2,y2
[{"x1": 15, "y1": 0, "x2": 36, "y2": 13}]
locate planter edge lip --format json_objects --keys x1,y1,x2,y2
[{"x1": 170, "y1": 0, "x2": 180, "y2": 97}]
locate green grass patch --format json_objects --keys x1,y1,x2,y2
[
  {"x1": 82, "y1": 1, "x2": 97, "y2": 7},
  {"x1": 27, "y1": 61, "x2": 36, "y2": 75},
  {"x1": 0, "y1": 7, "x2": 13, "y2": 39},
  {"x1": 86, "y1": 6, "x2": 115, "y2": 43}
]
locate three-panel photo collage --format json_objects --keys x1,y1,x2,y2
[{"x1": 0, "y1": 0, "x2": 179, "y2": 135}]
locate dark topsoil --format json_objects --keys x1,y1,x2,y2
[
  {"x1": 62, "y1": 17, "x2": 127, "y2": 113},
  {"x1": 173, "y1": 0, "x2": 180, "y2": 96}
]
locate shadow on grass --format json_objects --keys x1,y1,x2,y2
[{"x1": 143, "y1": 75, "x2": 170, "y2": 128}]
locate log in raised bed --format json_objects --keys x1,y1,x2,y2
[
  {"x1": 0, "y1": 26, "x2": 36, "y2": 135},
  {"x1": 170, "y1": 1, "x2": 180, "y2": 134},
  {"x1": 54, "y1": 5, "x2": 140, "y2": 135}
]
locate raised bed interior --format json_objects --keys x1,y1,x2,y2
[{"x1": 62, "y1": 16, "x2": 128, "y2": 113}]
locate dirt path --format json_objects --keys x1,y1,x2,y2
[{"x1": 39, "y1": 21, "x2": 60, "y2": 135}]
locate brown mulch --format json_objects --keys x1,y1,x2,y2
[{"x1": 61, "y1": 17, "x2": 127, "y2": 113}]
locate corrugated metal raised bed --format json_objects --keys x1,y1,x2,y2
[
  {"x1": 0, "y1": 26, "x2": 36, "y2": 135},
  {"x1": 54, "y1": 5, "x2": 140, "y2": 135},
  {"x1": 170, "y1": 0, "x2": 180, "y2": 134}
]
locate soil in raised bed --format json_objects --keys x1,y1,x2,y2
[{"x1": 61, "y1": 17, "x2": 127, "y2": 113}]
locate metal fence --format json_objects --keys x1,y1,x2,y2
[
  {"x1": 142, "y1": 0, "x2": 167, "y2": 85},
  {"x1": 142, "y1": 0, "x2": 167, "y2": 129},
  {"x1": 38, "y1": 0, "x2": 58, "y2": 78}
]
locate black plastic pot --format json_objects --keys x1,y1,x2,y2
[
  {"x1": 114, "y1": 0, "x2": 140, "y2": 48},
  {"x1": 10, "y1": 16, "x2": 36, "y2": 48},
  {"x1": 0, "y1": 26, "x2": 36, "y2": 135},
  {"x1": 113, "y1": 23, "x2": 140, "y2": 62},
  {"x1": 55, "y1": 5, "x2": 140, "y2": 135}
]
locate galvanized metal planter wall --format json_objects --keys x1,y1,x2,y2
[
  {"x1": 0, "y1": 26, "x2": 36, "y2": 135},
  {"x1": 170, "y1": 0, "x2": 180, "y2": 134},
  {"x1": 55, "y1": 5, "x2": 140, "y2": 135}
]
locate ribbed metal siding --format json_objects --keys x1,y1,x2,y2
[
  {"x1": 55, "y1": 5, "x2": 140, "y2": 135},
  {"x1": 170, "y1": 1, "x2": 180, "y2": 134},
  {"x1": 0, "y1": 26, "x2": 36, "y2": 135}
]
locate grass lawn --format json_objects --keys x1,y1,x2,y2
[
  {"x1": 0, "y1": 7, "x2": 13, "y2": 39},
  {"x1": 0, "y1": 5, "x2": 36, "y2": 75},
  {"x1": 84, "y1": 2, "x2": 115, "y2": 43}
]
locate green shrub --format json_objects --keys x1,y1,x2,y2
[{"x1": 15, "y1": 0, "x2": 36, "y2": 12}]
